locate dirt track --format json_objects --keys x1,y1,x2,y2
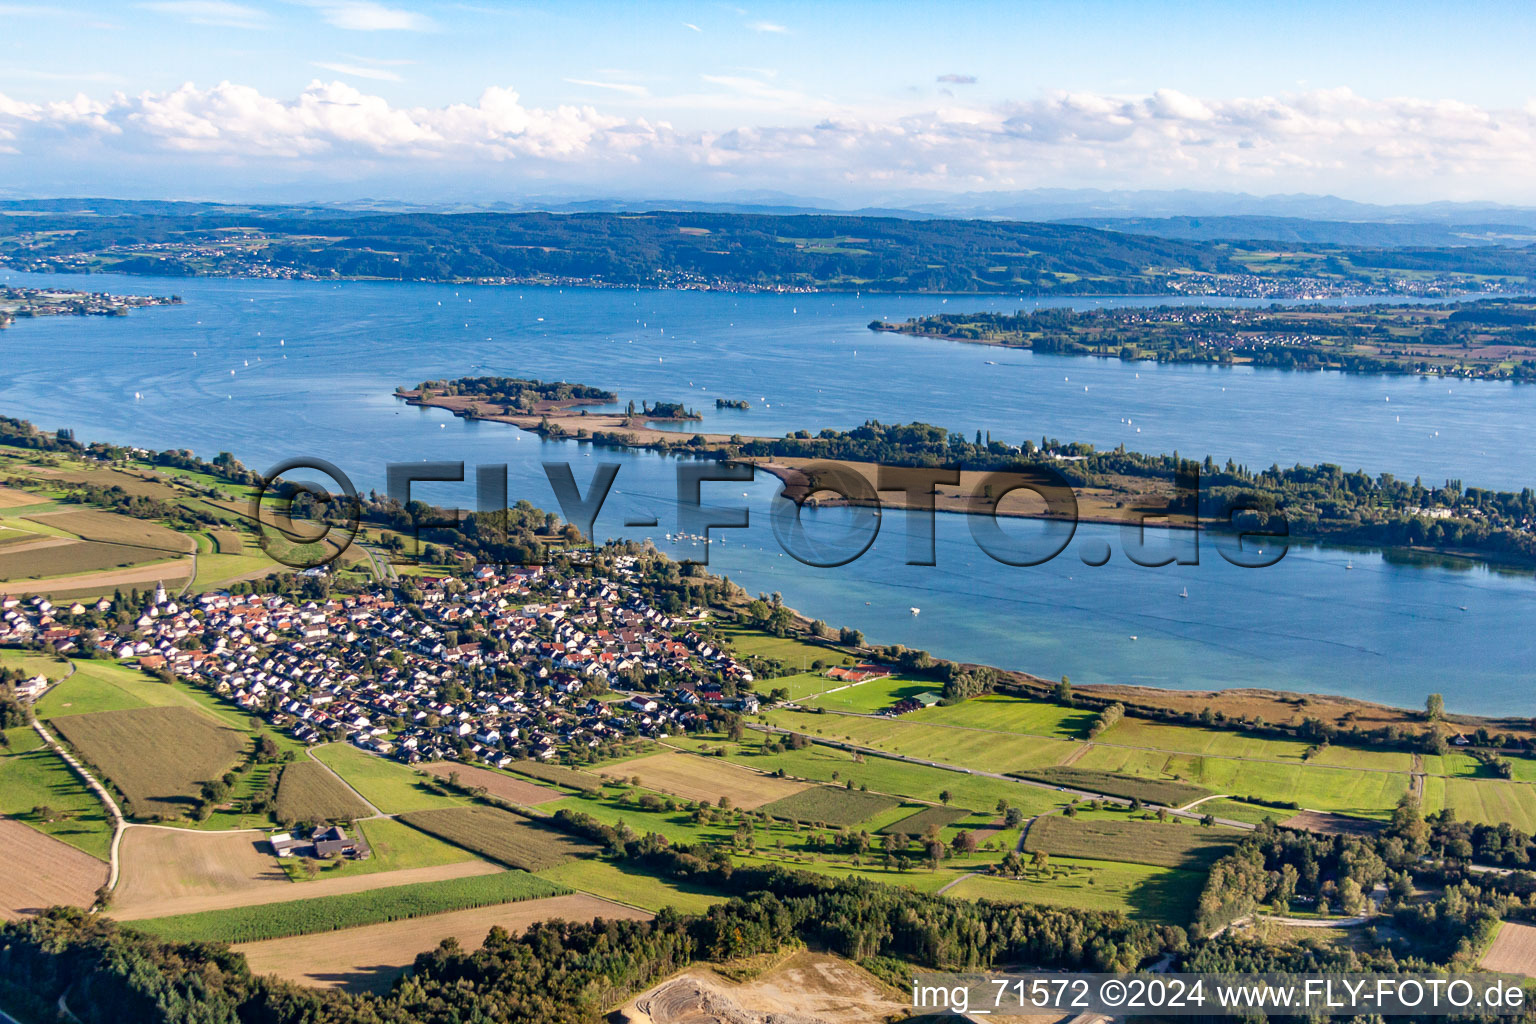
[{"x1": 0, "y1": 817, "x2": 107, "y2": 920}]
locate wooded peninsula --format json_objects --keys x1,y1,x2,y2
[{"x1": 871, "y1": 298, "x2": 1536, "y2": 380}]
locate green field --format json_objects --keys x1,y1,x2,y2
[
  {"x1": 0, "y1": 748, "x2": 113, "y2": 859},
  {"x1": 1023, "y1": 814, "x2": 1240, "y2": 870},
  {"x1": 1200, "y1": 798, "x2": 1292, "y2": 825},
  {"x1": 310, "y1": 743, "x2": 464, "y2": 813},
  {"x1": 905, "y1": 693, "x2": 1096, "y2": 740},
  {"x1": 1008, "y1": 767, "x2": 1210, "y2": 807},
  {"x1": 130, "y1": 869, "x2": 563, "y2": 944},
  {"x1": 1069, "y1": 744, "x2": 1410, "y2": 818},
  {"x1": 273, "y1": 761, "x2": 373, "y2": 823},
  {"x1": 803, "y1": 674, "x2": 945, "y2": 713},
  {"x1": 502, "y1": 760, "x2": 602, "y2": 793},
  {"x1": 716, "y1": 624, "x2": 855, "y2": 671},
  {"x1": 52, "y1": 706, "x2": 248, "y2": 818},
  {"x1": 762, "y1": 708, "x2": 1077, "y2": 773},
  {"x1": 285, "y1": 818, "x2": 479, "y2": 882},
  {"x1": 399, "y1": 805, "x2": 601, "y2": 870},
  {"x1": 947, "y1": 858, "x2": 1204, "y2": 923},
  {"x1": 671, "y1": 733, "x2": 1066, "y2": 816},
  {"x1": 537, "y1": 858, "x2": 727, "y2": 914},
  {"x1": 0, "y1": 649, "x2": 70, "y2": 682},
  {"x1": 759, "y1": 785, "x2": 900, "y2": 826},
  {"x1": 875, "y1": 804, "x2": 973, "y2": 836},
  {"x1": 1422, "y1": 776, "x2": 1536, "y2": 832}
]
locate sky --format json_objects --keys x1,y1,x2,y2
[{"x1": 3, "y1": 0, "x2": 1536, "y2": 205}]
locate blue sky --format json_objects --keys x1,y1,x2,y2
[{"x1": 3, "y1": 0, "x2": 1535, "y2": 203}]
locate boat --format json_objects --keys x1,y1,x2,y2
[
  {"x1": 1129, "y1": 635, "x2": 1138, "y2": 641},
  {"x1": 1346, "y1": 561, "x2": 1354, "y2": 570},
  {"x1": 1179, "y1": 588, "x2": 1188, "y2": 599},
  {"x1": 909, "y1": 607, "x2": 920, "y2": 615}
]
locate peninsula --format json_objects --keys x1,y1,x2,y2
[
  {"x1": 871, "y1": 297, "x2": 1536, "y2": 381},
  {"x1": 0, "y1": 285, "x2": 179, "y2": 329},
  {"x1": 401, "y1": 377, "x2": 1536, "y2": 569}
]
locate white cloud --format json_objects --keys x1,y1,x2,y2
[
  {"x1": 746, "y1": 20, "x2": 787, "y2": 33},
  {"x1": 311, "y1": 1, "x2": 433, "y2": 31},
  {"x1": 3, "y1": 81, "x2": 1536, "y2": 202},
  {"x1": 313, "y1": 62, "x2": 403, "y2": 81},
  {"x1": 139, "y1": 1, "x2": 267, "y2": 29},
  {"x1": 683, "y1": 21, "x2": 701, "y2": 32},
  {"x1": 564, "y1": 79, "x2": 649, "y2": 97}
]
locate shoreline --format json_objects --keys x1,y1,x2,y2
[{"x1": 397, "y1": 387, "x2": 1536, "y2": 571}]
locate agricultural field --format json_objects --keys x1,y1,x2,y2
[
  {"x1": 763, "y1": 707, "x2": 1078, "y2": 773},
  {"x1": 273, "y1": 762, "x2": 373, "y2": 823},
  {"x1": 502, "y1": 760, "x2": 602, "y2": 793},
  {"x1": 904, "y1": 693, "x2": 1097, "y2": 739},
  {"x1": 0, "y1": 748, "x2": 114, "y2": 859},
  {"x1": 1422, "y1": 777, "x2": 1536, "y2": 832},
  {"x1": 875, "y1": 805, "x2": 972, "y2": 836},
  {"x1": 51, "y1": 706, "x2": 248, "y2": 818},
  {"x1": 1008, "y1": 766, "x2": 1210, "y2": 807},
  {"x1": 597, "y1": 750, "x2": 809, "y2": 809},
  {"x1": 421, "y1": 761, "x2": 566, "y2": 805},
  {"x1": 758, "y1": 785, "x2": 900, "y2": 826},
  {"x1": 131, "y1": 868, "x2": 563, "y2": 944},
  {"x1": 946, "y1": 857, "x2": 1204, "y2": 923},
  {"x1": 716, "y1": 624, "x2": 855, "y2": 671},
  {"x1": 537, "y1": 858, "x2": 727, "y2": 914},
  {"x1": 235, "y1": 893, "x2": 650, "y2": 995},
  {"x1": 310, "y1": 743, "x2": 464, "y2": 814},
  {"x1": 1480, "y1": 921, "x2": 1536, "y2": 979},
  {"x1": 672, "y1": 732, "x2": 1066, "y2": 816},
  {"x1": 112, "y1": 827, "x2": 290, "y2": 919},
  {"x1": 0, "y1": 816, "x2": 106, "y2": 920},
  {"x1": 0, "y1": 538, "x2": 186, "y2": 583},
  {"x1": 27, "y1": 508, "x2": 193, "y2": 553},
  {"x1": 1023, "y1": 814, "x2": 1241, "y2": 870},
  {"x1": 1068, "y1": 744, "x2": 1410, "y2": 818},
  {"x1": 1200, "y1": 798, "x2": 1293, "y2": 825},
  {"x1": 398, "y1": 805, "x2": 601, "y2": 870}
]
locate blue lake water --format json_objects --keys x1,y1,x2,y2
[{"x1": 2, "y1": 270, "x2": 1533, "y2": 715}]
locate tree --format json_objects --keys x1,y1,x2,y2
[
  {"x1": 1054, "y1": 677, "x2": 1072, "y2": 705},
  {"x1": 1426, "y1": 693, "x2": 1445, "y2": 721},
  {"x1": 1031, "y1": 849, "x2": 1049, "y2": 873},
  {"x1": 939, "y1": 790, "x2": 952, "y2": 806}
]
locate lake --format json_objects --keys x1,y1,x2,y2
[{"x1": 2, "y1": 270, "x2": 1533, "y2": 715}]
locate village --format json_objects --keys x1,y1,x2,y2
[{"x1": 0, "y1": 555, "x2": 767, "y2": 776}]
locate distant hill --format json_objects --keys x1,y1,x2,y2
[{"x1": 1057, "y1": 215, "x2": 1536, "y2": 248}]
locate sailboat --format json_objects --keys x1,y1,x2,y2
[
  {"x1": 909, "y1": 607, "x2": 920, "y2": 615},
  {"x1": 1179, "y1": 587, "x2": 1188, "y2": 599},
  {"x1": 1346, "y1": 560, "x2": 1355, "y2": 570}
]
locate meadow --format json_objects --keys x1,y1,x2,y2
[
  {"x1": 310, "y1": 743, "x2": 464, "y2": 814},
  {"x1": 536, "y1": 858, "x2": 727, "y2": 915},
  {"x1": 945, "y1": 858, "x2": 1204, "y2": 923},
  {"x1": 0, "y1": 748, "x2": 113, "y2": 859},
  {"x1": 130, "y1": 869, "x2": 563, "y2": 944},
  {"x1": 597, "y1": 750, "x2": 808, "y2": 809},
  {"x1": 875, "y1": 805, "x2": 972, "y2": 836},
  {"x1": 398, "y1": 805, "x2": 601, "y2": 871},
  {"x1": 762, "y1": 708, "x2": 1078, "y2": 773}
]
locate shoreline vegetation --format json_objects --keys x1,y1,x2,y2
[
  {"x1": 400, "y1": 377, "x2": 1536, "y2": 572},
  {"x1": 869, "y1": 297, "x2": 1536, "y2": 381},
  {"x1": 0, "y1": 285, "x2": 179, "y2": 330},
  {"x1": 4, "y1": 203, "x2": 1535, "y2": 297}
]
